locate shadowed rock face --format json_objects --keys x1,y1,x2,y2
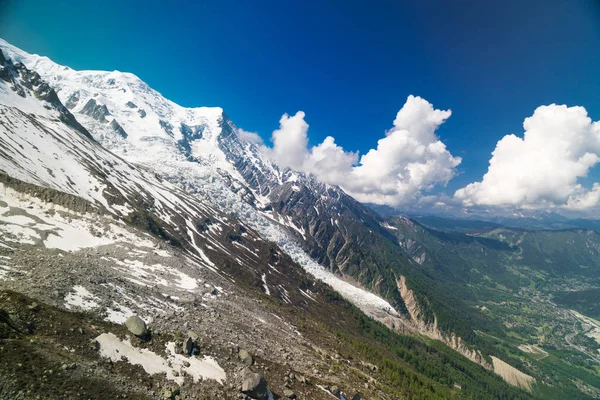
[
  {"x1": 0, "y1": 51, "x2": 95, "y2": 141},
  {"x1": 81, "y1": 98, "x2": 110, "y2": 123},
  {"x1": 65, "y1": 90, "x2": 80, "y2": 109},
  {"x1": 111, "y1": 118, "x2": 128, "y2": 138}
]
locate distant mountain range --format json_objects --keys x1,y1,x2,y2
[{"x1": 367, "y1": 201, "x2": 600, "y2": 232}]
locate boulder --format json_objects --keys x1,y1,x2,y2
[
  {"x1": 184, "y1": 336, "x2": 194, "y2": 355},
  {"x1": 239, "y1": 348, "x2": 254, "y2": 366},
  {"x1": 125, "y1": 316, "x2": 147, "y2": 337},
  {"x1": 283, "y1": 388, "x2": 296, "y2": 398},
  {"x1": 240, "y1": 368, "x2": 269, "y2": 399}
]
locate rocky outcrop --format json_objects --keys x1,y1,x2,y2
[
  {"x1": 65, "y1": 90, "x2": 80, "y2": 109},
  {"x1": 110, "y1": 118, "x2": 128, "y2": 138},
  {"x1": 0, "y1": 51, "x2": 94, "y2": 141},
  {"x1": 159, "y1": 119, "x2": 174, "y2": 136},
  {"x1": 396, "y1": 275, "x2": 490, "y2": 368},
  {"x1": 81, "y1": 98, "x2": 110, "y2": 123}
]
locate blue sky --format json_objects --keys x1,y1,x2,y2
[{"x1": 1, "y1": 0, "x2": 600, "y2": 211}]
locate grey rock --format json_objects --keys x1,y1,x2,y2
[
  {"x1": 160, "y1": 119, "x2": 174, "y2": 136},
  {"x1": 240, "y1": 368, "x2": 269, "y2": 399},
  {"x1": 124, "y1": 316, "x2": 147, "y2": 337},
  {"x1": 80, "y1": 98, "x2": 110, "y2": 123},
  {"x1": 110, "y1": 119, "x2": 128, "y2": 138},
  {"x1": 65, "y1": 91, "x2": 80, "y2": 109},
  {"x1": 283, "y1": 389, "x2": 296, "y2": 398},
  {"x1": 239, "y1": 348, "x2": 254, "y2": 366},
  {"x1": 184, "y1": 336, "x2": 194, "y2": 355}
]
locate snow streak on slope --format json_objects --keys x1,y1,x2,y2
[{"x1": 0, "y1": 39, "x2": 400, "y2": 321}]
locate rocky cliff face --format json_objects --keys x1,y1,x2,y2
[{"x1": 396, "y1": 275, "x2": 490, "y2": 368}]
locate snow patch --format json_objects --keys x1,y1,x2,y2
[
  {"x1": 64, "y1": 285, "x2": 100, "y2": 310},
  {"x1": 96, "y1": 333, "x2": 226, "y2": 384}
]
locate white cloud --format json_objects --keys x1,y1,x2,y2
[
  {"x1": 261, "y1": 95, "x2": 461, "y2": 206},
  {"x1": 455, "y1": 104, "x2": 600, "y2": 210},
  {"x1": 305, "y1": 136, "x2": 358, "y2": 184},
  {"x1": 266, "y1": 111, "x2": 310, "y2": 170},
  {"x1": 565, "y1": 183, "x2": 600, "y2": 211},
  {"x1": 236, "y1": 128, "x2": 264, "y2": 145}
]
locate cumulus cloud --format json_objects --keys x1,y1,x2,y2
[
  {"x1": 455, "y1": 104, "x2": 600, "y2": 210},
  {"x1": 565, "y1": 183, "x2": 600, "y2": 211},
  {"x1": 236, "y1": 128, "x2": 264, "y2": 145},
  {"x1": 265, "y1": 111, "x2": 310, "y2": 170},
  {"x1": 257, "y1": 95, "x2": 461, "y2": 206}
]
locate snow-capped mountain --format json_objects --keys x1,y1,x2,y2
[
  {"x1": 0, "y1": 38, "x2": 401, "y2": 322},
  {"x1": 0, "y1": 38, "x2": 483, "y2": 347},
  {"x1": 0, "y1": 41, "x2": 410, "y2": 399}
]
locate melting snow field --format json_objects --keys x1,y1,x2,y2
[
  {"x1": 108, "y1": 258, "x2": 199, "y2": 291},
  {"x1": 0, "y1": 183, "x2": 154, "y2": 252},
  {"x1": 104, "y1": 303, "x2": 136, "y2": 324},
  {"x1": 64, "y1": 285, "x2": 100, "y2": 310},
  {"x1": 96, "y1": 333, "x2": 226, "y2": 384}
]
